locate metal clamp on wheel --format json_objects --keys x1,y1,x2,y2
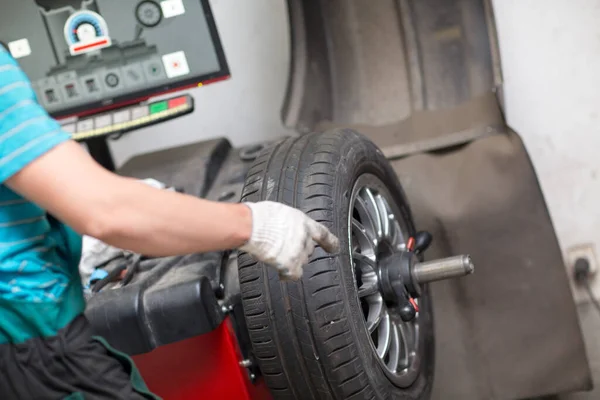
[{"x1": 378, "y1": 232, "x2": 475, "y2": 322}]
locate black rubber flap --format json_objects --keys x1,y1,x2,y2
[
  {"x1": 327, "y1": 93, "x2": 592, "y2": 399},
  {"x1": 86, "y1": 255, "x2": 224, "y2": 356}
]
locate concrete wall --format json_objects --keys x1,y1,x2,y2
[{"x1": 493, "y1": 0, "x2": 600, "y2": 301}]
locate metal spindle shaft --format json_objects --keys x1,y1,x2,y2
[{"x1": 412, "y1": 255, "x2": 474, "y2": 284}]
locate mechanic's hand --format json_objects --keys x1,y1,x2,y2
[{"x1": 240, "y1": 201, "x2": 340, "y2": 280}]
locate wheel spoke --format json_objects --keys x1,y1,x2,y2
[
  {"x1": 397, "y1": 321, "x2": 411, "y2": 368},
  {"x1": 362, "y1": 188, "x2": 383, "y2": 240},
  {"x1": 352, "y1": 251, "x2": 377, "y2": 272},
  {"x1": 375, "y1": 194, "x2": 391, "y2": 239},
  {"x1": 387, "y1": 323, "x2": 401, "y2": 372},
  {"x1": 391, "y1": 220, "x2": 406, "y2": 251},
  {"x1": 351, "y1": 218, "x2": 377, "y2": 253},
  {"x1": 377, "y1": 312, "x2": 392, "y2": 358},
  {"x1": 366, "y1": 296, "x2": 385, "y2": 333},
  {"x1": 398, "y1": 317, "x2": 419, "y2": 369},
  {"x1": 358, "y1": 277, "x2": 379, "y2": 298},
  {"x1": 355, "y1": 196, "x2": 380, "y2": 244}
]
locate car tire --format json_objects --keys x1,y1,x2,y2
[{"x1": 238, "y1": 129, "x2": 434, "y2": 400}]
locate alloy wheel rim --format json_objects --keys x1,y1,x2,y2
[{"x1": 348, "y1": 173, "x2": 422, "y2": 387}]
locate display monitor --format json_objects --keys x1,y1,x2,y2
[{"x1": 0, "y1": 0, "x2": 229, "y2": 118}]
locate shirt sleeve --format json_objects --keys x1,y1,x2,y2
[{"x1": 0, "y1": 46, "x2": 71, "y2": 184}]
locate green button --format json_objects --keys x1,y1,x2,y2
[{"x1": 150, "y1": 101, "x2": 168, "y2": 114}]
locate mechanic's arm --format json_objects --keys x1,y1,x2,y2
[
  {"x1": 7, "y1": 140, "x2": 339, "y2": 277},
  {"x1": 7, "y1": 141, "x2": 252, "y2": 254}
]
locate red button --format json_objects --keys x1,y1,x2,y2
[{"x1": 168, "y1": 96, "x2": 187, "y2": 108}]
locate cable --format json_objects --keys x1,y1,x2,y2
[
  {"x1": 573, "y1": 257, "x2": 600, "y2": 317},
  {"x1": 583, "y1": 280, "x2": 600, "y2": 316},
  {"x1": 121, "y1": 254, "x2": 143, "y2": 286},
  {"x1": 92, "y1": 264, "x2": 126, "y2": 293}
]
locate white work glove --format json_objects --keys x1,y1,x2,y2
[{"x1": 240, "y1": 201, "x2": 340, "y2": 280}]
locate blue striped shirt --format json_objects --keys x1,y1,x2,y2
[{"x1": 0, "y1": 46, "x2": 84, "y2": 344}]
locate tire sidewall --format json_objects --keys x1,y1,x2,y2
[{"x1": 325, "y1": 130, "x2": 434, "y2": 400}]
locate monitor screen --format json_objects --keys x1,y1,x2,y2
[{"x1": 0, "y1": 0, "x2": 229, "y2": 118}]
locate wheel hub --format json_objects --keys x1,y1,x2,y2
[
  {"x1": 378, "y1": 251, "x2": 419, "y2": 304},
  {"x1": 378, "y1": 248, "x2": 474, "y2": 321}
]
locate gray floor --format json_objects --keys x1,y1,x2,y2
[
  {"x1": 554, "y1": 302, "x2": 600, "y2": 399},
  {"x1": 506, "y1": 302, "x2": 600, "y2": 400},
  {"x1": 515, "y1": 301, "x2": 600, "y2": 400}
]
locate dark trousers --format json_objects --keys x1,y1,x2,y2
[{"x1": 0, "y1": 315, "x2": 159, "y2": 400}]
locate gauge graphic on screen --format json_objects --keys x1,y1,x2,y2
[
  {"x1": 63, "y1": 10, "x2": 112, "y2": 56},
  {"x1": 136, "y1": 1, "x2": 163, "y2": 28}
]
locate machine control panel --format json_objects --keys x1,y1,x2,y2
[{"x1": 1, "y1": 0, "x2": 228, "y2": 118}]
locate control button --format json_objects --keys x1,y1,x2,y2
[
  {"x1": 142, "y1": 59, "x2": 166, "y2": 82},
  {"x1": 61, "y1": 124, "x2": 76, "y2": 134},
  {"x1": 60, "y1": 80, "x2": 82, "y2": 102},
  {"x1": 150, "y1": 101, "x2": 168, "y2": 114},
  {"x1": 82, "y1": 76, "x2": 102, "y2": 94},
  {"x1": 105, "y1": 73, "x2": 120, "y2": 88},
  {"x1": 44, "y1": 88, "x2": 59, "y2": 104},
  {"x1": 8, "y1": 39, "x2": 31, "y2": 59},
  {"x1": 162, "y1": 51, "x2": 190, "y2": 79},
  {"x1": 94, "y1": 114, "x2": 112, "y2": 129},
  {"x1": 77, "y1": 119, "x2": 94, "y2": 132},
  {"x1": 147, "y1": 64, "x2": 160, "y2": 77},
  {"x1": 122, "y1": 64, "x2": 146, "y2": 87},
  {"x1": 131, "y1": 105, "x2": 149, "y2": 119},
  {"x1": 86, "y1": 79, "x2": 99, "y2": 92},
  {"x1": 168, "y1": 96, "x2": 187, "y2": 109},
  {"x1": 161, "y1": 0, "x2": 185, "y2": 19},
  {"x1": 113, "y1": 109, "x2": 131, "y2": 124},
  {"x1": 102, "y1": 69, "x2": 124, "y2": 91},
  {"x1": 65, "y1": 83, "x2": 78, "y2": 98},
  {"x1": 38, "y1": 81, "x2": 63, "y2": 108}
]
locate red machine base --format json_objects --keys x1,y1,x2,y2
[{"x1": 133, "y1": 317, "x2": 271, "y2": 400}]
